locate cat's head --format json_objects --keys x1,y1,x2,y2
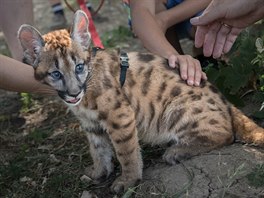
[{"x1": 18, "y1": 10, "x2": 91, "y2": 106}]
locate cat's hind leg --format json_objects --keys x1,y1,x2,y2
[{"x1": 163, "y1": 129, "x2": 234, "y2": 165}]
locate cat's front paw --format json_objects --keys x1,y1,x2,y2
[
  {"x1": 85, "y1": 164, "x2": 112, "y2": 184},
  {"x1": 110, "y1": 175, "x2": 141, "y2": 194}
]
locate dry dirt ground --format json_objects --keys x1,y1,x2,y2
[{"x1": 0, "y1": 0, "x2": 264, "y2": 198}]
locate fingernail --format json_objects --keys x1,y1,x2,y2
[
  {"x1": 190, "y1": 17, "x2": 198, "y2": 25},
  {"x1": 213, "y1": 54, "x2": 220, "y2": 59},
  {"x1": 187, "y1": 80, "x2": 194, "y2": 85},
  {"x1": 195, "y1": 81, "x2": 200, "y2": 86},
  {"x1": 182, "y1": 75, "x2": 187, "y2": 80}
]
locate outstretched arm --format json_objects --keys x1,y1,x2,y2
[
  {"x1": 130, "y1": 1, "x2": 176, "y2": 59},
  {"x1": 130, "y1": 0, "x2": 209, "y2": 86},
  {"x1": 0, "y1": 55, "x2": 56, "y2": 95}
]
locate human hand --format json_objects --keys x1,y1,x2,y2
[
  {"x1": 194, "y1": 22, "x2": 242, "y2": 58},
  {"x1": 168, "y1": 54, "x2": 207, "y2": 86},
  {"x1": 190, "y1": 0, "x2": 264, "y2": 58},
  {"x1": 190, "y1": 0, "x2": 264, "y2": 29}
]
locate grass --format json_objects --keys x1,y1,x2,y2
[
  {"x1": 0, "y1": 127, "x2": 95, "y2": 198},
  {"x1": 217, "y1": 163, "x2": 247, "y2": 198},
  {"x1": 0, "y1": 153, "x2": 92, "y2": 197},
  {"x1": 247, "y1": 164, "x2": 264, "y2": 187},
  {"x1": 20, "y1": 93, "x2": 33, "y2": 113},
  {"x1": 102, "y1": 25, "x2": 133, "y2": 48},
  {"x1": 0, "y1": 96, "x2": 96, "y2": 198}
]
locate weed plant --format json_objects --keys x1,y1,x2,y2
[{"x1": 205, "y1": 21, "x2": 264, "y2": 118}]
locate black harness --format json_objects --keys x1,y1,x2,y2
[
  {"x1": 92, "y1": 47, "x2": 129, "y2": 87},
  {"x1": 119, "y1": 52, "x2": 129, "y2": 87}
]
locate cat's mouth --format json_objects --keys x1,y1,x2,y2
[
  {"x1": 59, "y1": 90, "x2": 84, "y2": 106},
  {"x1": 65, "y1": 98, "x2": 81, "y2": 104}
]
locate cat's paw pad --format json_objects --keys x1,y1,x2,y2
[{"x1": 110, "y1": 176, "x2": 141, "y2": 194}]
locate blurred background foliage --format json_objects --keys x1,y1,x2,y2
[{"x1": 205, "y1": 20, "x2": 264, "y2": 119}]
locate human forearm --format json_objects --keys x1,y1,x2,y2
[
  {"x1": 130, "y1": 0, "x2": 207, "y2": 86},
  {"x1": 158, "y1": 0, "x2": 211, "y2": 29},
  {"x1": 0, "y1": 55, "x2": 56, "y2": 95},
  {"x1": 130, "y1": 1, "x2": 178, "y2": 58}
]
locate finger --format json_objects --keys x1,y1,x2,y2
[
  {"x1": 201, "y1": 71, "x2": 207, "y2": 80},
  {"x1": 190, "y1": 2, "x2": 224, "y2": 26},
  {"x1": 194, "y1": 25, "x2": 208, "y2": 48},
  {"x1": 223, "y1": 27, "x2": 242, "y2": 53},
  {"x1": 177, "y1": 57, "x2": 188, "y2": 80},
  {"x1": 186, "y1": 58, "x2": 195, "y2": 86},
  {"x1": 190, "y1": 12, "x2": 218, "y2": 26},
  {"x1": 203, "y1": 22, "x2": 221, "y2": 57},
  {"x1": 168, "y1": 54, "x2": 177, "y2": 68},
  {"x1": 212, "y1": 24, "x2": 231, "y2": 58},
  {"x1": 194, "y1": 60, "x2": 202, "y2": 86}
]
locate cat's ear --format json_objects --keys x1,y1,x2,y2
[
  {"x1": 18, "y1": 24, "x2": 44, "y2": 67},
  {"x1": 71, "y1": 10, "x2": 91, "y2": 50}
]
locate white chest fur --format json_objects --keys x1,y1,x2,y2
[{"x1": 69, "y1": 105, "x2": 104, "y2": 132}]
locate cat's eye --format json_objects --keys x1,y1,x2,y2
[
  {"x1": 50, "y1": 71, "x2": 62, "y2": 80},
  {"x1": 75, "y1": 63, "x2": 84, "y2": 74}
]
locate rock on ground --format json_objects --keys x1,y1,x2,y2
[{"x1": 136, "y1": 144, "x2": 264, "y2": 198}]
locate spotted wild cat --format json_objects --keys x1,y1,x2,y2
[{"x1": 18, "y1": 10, "x2": 264, "y2": 194}]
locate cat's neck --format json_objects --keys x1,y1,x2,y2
[
  {"x1": 89, "y1": 48, "x2": 121, "y2": 82},
  {"x1": 81, "y1": 48, "x2": 121, "y2": 107}
]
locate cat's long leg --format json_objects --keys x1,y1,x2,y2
[
  {"x1": 85, "y1": 132, "x2": 114, "y2": 182},
  {"x1": 94, "y1": 87, "x2": 143, "y2": 194},
  {"x1": 107, "y1": 111, "x2": 143, "y2": 194}
]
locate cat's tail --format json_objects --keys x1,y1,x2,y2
[{"x1": 231, "y1": 106, "x2": 264, "y2": 147}]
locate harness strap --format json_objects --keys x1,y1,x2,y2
[
  {"x1": 92, "y1": 46, "x2": 102, "y2": 57},
  {"x1": 91, "y1": 48, "x2": 129, "y2": 87},
  {"x1": 119, "y1": 52, "x2": 129, "y2": 87},
  {"x1": 77, "y1": 0, "x2": 104, "y2": 49}
]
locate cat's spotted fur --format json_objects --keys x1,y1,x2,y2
[{"x1": 18, "y1": 11, "x2": 264, "y2": 194}]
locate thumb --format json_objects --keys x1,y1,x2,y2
[
  {"x1": 190, "y1": 13, "x2": 216, "y2": 26},
  {"x1": 168, "y1": 54, "x2": 178, "y2": 68},
  {"x1": 190, "y1": 4, "x2": 223, "y2": 26}
]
